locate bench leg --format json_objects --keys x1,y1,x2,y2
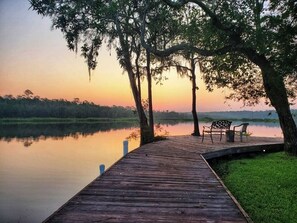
[{"x1": 210, "y1": 133, "x2": 213, "y2": 143}]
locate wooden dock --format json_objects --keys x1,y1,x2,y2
[{"x1": 44, "y1": 136, "x2": 283, "y2": 223}]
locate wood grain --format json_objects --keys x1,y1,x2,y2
[{"x1": 44, "y1": 135, "x2": 283, "y2": 223}]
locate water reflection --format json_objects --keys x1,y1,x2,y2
[
  {"x1": 0, "y1": 121, "x2": 283, "y2": 223},
  {"x1": 0, "y1": 122, "x2": 138, "y2": 147},
  {"x1": 0, "y1": 121, "x2": 283, "y2": 147},
  {"x1": 127, "y1": 123, "x2": 170, "y2": 140},
  {"x1": 229, "y1": 121, "x2": 282, "y2": 137},
  {"x1": 0, "y1": 125, "x2": 140, "y2": 223}
]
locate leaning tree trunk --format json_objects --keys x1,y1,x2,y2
[
  {"x1": 190, "y1": 58, "x2": 200, "y2": 136},
  {"x1": 127, "y1": 67, "x2": 154, "y2": 145},
  {"x1": 251, "y1": 53, "x2": 297, "y2": 155},
  {"x1": 118, "y1": 54, "x2": 153, "y2": 145},
  {"x1": 115, "y1": 18, "x2": 154, "y2": 145}
]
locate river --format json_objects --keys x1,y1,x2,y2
[{"x1": 0, "y1": 121, "x2": 282, "y2": 223}]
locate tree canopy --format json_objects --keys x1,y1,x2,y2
[
  {"x1": 142, "y1": 0, "x2": 297, "y2": 104},
  {"x1": 140, "y1": 0, "x2": 297, "y2": 154},
  {"x1": 30, "y1": 0, "x2": 297, "y2": 153}
]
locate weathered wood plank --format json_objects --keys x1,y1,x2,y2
[{"x1": 44, "y1": 136, "x2": 283, "y2": 223}]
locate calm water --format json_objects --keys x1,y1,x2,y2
[{"x1": 0, "y1": 121, "x2": 282, "y2": 223}]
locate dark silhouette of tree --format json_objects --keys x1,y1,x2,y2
[
  {"x1": 143, "y1": 3, "x2": 202, "y2": 136},
  {"x1": 146, "y1": 50, "x2": 155, "y2": 137},
  {"x1": 174, "y1": 53, "x2": 201, "y2": 136},
  {"x1": 30, "y1": 0, "x2": 155, "y2": 145},
  {"x1": 140, "y1": 3, "x2": 188, "y2": 137},
  {"x1": 0, "y1": 93, "x2": 136, "y2": 119},
  {"x1": 24, "y1": 89, "x2": 34, "y2": 99},
  {"x1": 0, "y1": 92, "x2": 196, "y2": 122},
  {"x1": 141, "y1": 0, "x2": 297, "y2": 155}
]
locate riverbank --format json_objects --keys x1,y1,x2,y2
[
  {"x1": 0, "y1": 117, "x2": 139, "y2": 124},
  {"x1": 0, "y1": 117, "x2": 281, "y2": 125}
]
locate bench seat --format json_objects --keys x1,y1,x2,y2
[{"x1": 202, "y1": 120, "x2": 232, "y2": 143}]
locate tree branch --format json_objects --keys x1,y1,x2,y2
[
  {"x1": 141, "y1": 33, "x2": 236, "y2": 57},
  {"x1": 140, "y1": 1, "x2": 246, "y2": 58},
  {"x1": 163, "y1": 0, "x2": 232, "y2": 32},
  {"x1": 162, "y1": 0, "x2": 190, "y2": 8}
]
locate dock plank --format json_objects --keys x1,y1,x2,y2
[{"x1": 44, "y1": 136, "x2": 283, "y2": 223}]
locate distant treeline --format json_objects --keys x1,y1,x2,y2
[
  {"x1": 1, "y1": 92, "x2": 296, "y2": 122},
  {"x1": 0, "y1": 96, "x2": 137, "y2": 118},
  {"x1": 198, "y1": 110, "x2": 297, "y2": 122},
  {"x1": 0, "y1": 93, "x2": 187, "y2": 120}
]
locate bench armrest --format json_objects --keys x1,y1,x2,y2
[
  {"x1": 233, "y1": 124, "x2": 242, "y2": 131},
  {"x1": 233, "y1": 123, "x2": 249, "y2": 131}
]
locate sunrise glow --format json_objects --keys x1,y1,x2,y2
[{"x1": 0, "y1": 0, "x2": 296, "y2": 112}]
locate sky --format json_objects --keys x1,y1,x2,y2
[{"x1": 0, "y1": 0, "x2": 296, "y2": 112}]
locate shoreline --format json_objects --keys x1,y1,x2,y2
[{"x1": 0, "y1": 117, "x2": 280, "y2": 125}]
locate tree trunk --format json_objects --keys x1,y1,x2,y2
[
  {"x1": 146, "y1": 49, "x2": 155, "y2": 137},
  {"x1": 135, "y1": 45, "x2": 142, "y2": 102},
  {"x1": 248, "y1": 52, "x2": 297, "y2": 155},
  {"x1": 115, "y1": 18, "x2": 154, "y2": 145},
  {"x1": 127, "y1": 67, "x2": 154, "y2": 145},
  {"x1": 190, "y1": 58, "x2": 200, "y2": 136}
]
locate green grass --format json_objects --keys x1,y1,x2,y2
[{"x1": 211, "y1": 152, "x2": 297, "y2": 223}]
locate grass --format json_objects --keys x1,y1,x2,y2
[{"x1": 211, "y1": 152, "x2": 297, "y2": 223}]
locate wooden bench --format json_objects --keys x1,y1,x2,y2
[{"x1": 202, "y1": 120, "x2": 232, "y2": 143}]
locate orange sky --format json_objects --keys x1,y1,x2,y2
[{"x1": 0, "y1": 0, "x2": 296, "y2": 112}]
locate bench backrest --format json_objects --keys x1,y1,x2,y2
[
  {"x1": 211, "y1": 120, "x2": 232, "y2": 130},
  {"x1": 241, "y1": 123, "x2": 249, "y2": 133}
]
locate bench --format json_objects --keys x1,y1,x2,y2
[{"x1": 202, "y1": 120, "x2": 232, "y2": 143}]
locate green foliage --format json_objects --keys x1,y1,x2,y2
[
  {"x1": 0, "y1": 92, "x2": 195, "y2": 121},
  {"x1": 212, "y1": 152, "x2": 297, "y2": 223},
  {"x1": 200, "y1": 0, "x2": 297, "y2": 103},
  {"x1": 158, "y1": 0, "x2": 297, "y2": 153},
  {"x1": 30, "y1": 0, "x2": 107, "y2": 76},
  {"x1": 0, "y1": 94, "x2": 136, "y2": 119},
  {"x1": 157, "y1": 0, "x2": 297, "y2": 104},
  {"x1": 29, "y1": 0, "x2": 182, "y2": 145}
]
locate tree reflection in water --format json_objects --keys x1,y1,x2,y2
[
  {"x1": 0, "y1": 121, "x2": 284, "y2": 147},
  {"x1": 0, "y1": 122, "x2": 138, "y2": 147},
  {"x1": 127, "y1": 123, "x2": 170, "y2": 141}
]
